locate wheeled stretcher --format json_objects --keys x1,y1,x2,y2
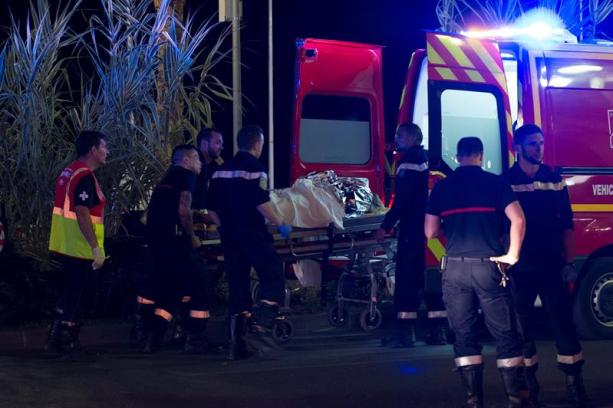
[{"x1": 196, "y1": 211, "x2": 395, "y2": 339}]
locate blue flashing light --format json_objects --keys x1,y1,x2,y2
[
  {"x1": 461, "y1": 8, "x2": 576, "y2": 44},
  {"x1": 398, "y1": 363, "x2": 420, "y2": 375}
]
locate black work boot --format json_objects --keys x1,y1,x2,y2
[
  {"x1": 252, "y1": 302, "x2": 280, "y2": 330},
  {"x1": 525, "y1": 364, "x2": 540, "y2": 407},
  {"x1": 143, "y1": 316, "x2": 167, "y2": 354},
  {"x1": 170, "y1": 305, "x2": 189, "y2": 349},
  {"x1": 131, "y1": 303, "x2": 154, "y2": 347},
  {"x1": 64, "y1": 324, "x2": 82, "y2": 353},
  {"x1": 228, "y1": 313, "x2": 253, "y2": 360},
  {"x1": 425, "y1": 318, "x2": 449, "y2": 345},
  {"x1": 458, "y1": 364, "x2": 484, "y2": 408},
  {"x1": 45, "y1": 319, "x2": 64, "y2": 354},
  {"x1": 499, "y1": 366, "x2": 533, "y2": 408},
  {"x1": 184, "y1": 317, "x2": 209, "y2": 354},
  {"x1": 380, "y1": 319, "x2": 415, "y2": 348},
  {"x1": 45, "y1": 320, "x2": 81, "y2": 354},
  {"x1": 566, "y1": 373, "x2": 591, "y2": 408}
]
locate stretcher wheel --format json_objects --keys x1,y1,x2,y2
[
  {"x1": 359, "y1": 308, "x2": 382, "y2": 331},
  {"x1": 327, "y1": 305, "x2": 348, "y2": 327},
  {"x1": 272, "y1": 319, "x2": 293, "y2": 344}
]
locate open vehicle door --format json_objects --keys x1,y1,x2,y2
[
  {"x1": 425, "y1": 32, "x2": 514, "y2": 176},
  {"x1": 406, "y1": 33, "x2": 514, "y2": 266},
  {"x1": 291, "y1": 38, "x2": 386, "y2": 199}
]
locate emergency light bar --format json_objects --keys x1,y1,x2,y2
[
  {"x1": 461, "y1": 24, "x2": 566, "y2": 40},
  {"x1": 461, "y1": 8, "x2": 577, "y2": 44}
]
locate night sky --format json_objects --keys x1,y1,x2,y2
[{"x1": 1, "y1": 0, "x2": 439, "y2": 186}]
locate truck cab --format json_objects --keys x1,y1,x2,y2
[{"x1": 291, "y1": 33, "x2": 613, "y2": 339}]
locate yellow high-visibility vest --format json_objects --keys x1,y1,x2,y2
[{"x1": 49, "y1": 160, "x2": 106, "y2": 260}]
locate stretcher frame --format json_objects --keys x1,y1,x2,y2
[{"x1": 197, "y1": 212, "x2": 395, "y2": 305}]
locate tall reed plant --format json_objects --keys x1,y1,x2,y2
[
  {"x1": 0, "y1": 0, "x2": 79, "y2": 261},
  {"x1": 0, "y1": 0, "x2": 232, "y2": 264}
]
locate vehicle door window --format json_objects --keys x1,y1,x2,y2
[
  {"x1": 299, "y1": 94, "x2": 371, "y2": 165},
  {"x1": 501, "y1": 51, "x2": 518, "y2": 125},
  {"x1": 440, "y1": 89, "x2": 503, "y2": 174}
]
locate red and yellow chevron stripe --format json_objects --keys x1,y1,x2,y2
[{"x1": 426, "y1": 33, "x2": 514, "y2": 155}]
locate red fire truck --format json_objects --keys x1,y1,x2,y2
[{"x1": 290, "y1": 28, "x2": 613, "y2": 339}]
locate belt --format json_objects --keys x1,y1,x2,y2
[
  {"x1": 443, "y1": 256, "x2": 510, "y2": 287},
  {"x1": 445, "y1": 256, "x2": 494, "y2": 263}
]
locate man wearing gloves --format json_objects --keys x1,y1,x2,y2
[
  {"x1": 47, "y1": 130, "x2": 109, "y2": 354},
  {"x1": 207, "y1": 125, "x2": 291, "y2": 360}
]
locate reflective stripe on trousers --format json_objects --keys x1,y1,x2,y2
[
  {"x1": 497, "y1": 356, "x2": 524, "y2": 368},
  {"x1": 154, "y1": 308, "x2": 173, "y2": 321},
  {"x1": 455, "y1": 355, "x2": 483, "y2": 367},
  {"x1": 557, "y1": 352, "x2": 583, "y2": 365}
]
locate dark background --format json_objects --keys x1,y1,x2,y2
[
  {"x1": 235, "y1": 0, "x2": 439, "y2": 186},
  {"x1": 0, "y1": 0, "x2": 438, "y2": 187}
]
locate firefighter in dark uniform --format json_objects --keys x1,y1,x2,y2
[
  {"x1": 135, "y1": 144, "x2": 211, "y2": 353},
  {"x1": 193, "y1": 128, "x2": 224, "y2": 212},
  {"x1": 47, "y1": 131, "x2": 109, "y2": 354},
  {"x1": 207, "y1": 125, "x2": 291, "y2": 360},
  {"x1": 425, "y1": 137, "x2": 531, "y2": 408},
  {"x1": 168, "y1": 128, "x2": 223, "y2": 347},
  {"x1": 503, "y1": 124, "x2": 589, "y2": 407},
  {"x1": 376, "y1": 123, "x2": 447, "y2": 347}
]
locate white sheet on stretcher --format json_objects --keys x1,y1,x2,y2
[{"x1": 270, "y1": 178, "x2": 345, "y2": 229}]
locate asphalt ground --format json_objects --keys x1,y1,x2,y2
[{"x1": 0, "y1": 314, "x2": 612, "y2": 408}]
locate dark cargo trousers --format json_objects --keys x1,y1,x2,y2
[
  {"x1": 53, "y1": 254, "x2": 96, "y2": 322},
  {"x1": 395, "y1": 235, "x2": 446, "y2": 319},
  {"x1": 442, "y1": 258, "x2": 524, "y2": 368},
  {"x1": 138, "y1": 236, "x2": 211, "y2": 318},
  {"x1": 511, "y1": 257, "x2": 583, "y2": 374},
  {"x1": 221, "y1": 229, "x2": 286, "y2": 315}
]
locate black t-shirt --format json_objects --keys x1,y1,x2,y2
[
  {"x1": 207, "y1": 151, "x2": 270, "y2": 236},
  {"x1": 381, "y1": 145, "x2": 429, "y2": 238},
  {"x1": 193, "y1": 156, "x2": 222, "y2": 211},
  {"x1": 73, "y1": 174, "x2": 100, "y2": 209},
  {"x1": 146, "y1": 166, "x2": 196, "y2": 239},
  {"x1": 502, "y1": 163, "x2": 573, "y2": 262},
  {"x1": 427, "y1": 166, "x2": 516, "y2": 257}
]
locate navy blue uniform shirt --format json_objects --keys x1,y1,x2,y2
[
  {"x1": 427, "y1": 166, "x2": 516, "y2": 258},
  {"x1": 207, "y1": 151, "x2": 270, "y2": 236},
  {"x1": 146, "y1": 166, "x2": 196, "y2": 239},
  {"x1": 193, "y1": 154, "x2": 222, "y2": 211},
  {"x1": 502, "y1": 163, "x2": 573, "y2": 263},
  {"x1": 381, "y1": 145, "x2": 429, "y2": 238}
]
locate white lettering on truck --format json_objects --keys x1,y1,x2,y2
[
  {"x1": 592, "y1": 184, "x2": 613, "y2": 196},
  {"x1": 609, "y1": 109, "x2": 613, "y2": 148}
]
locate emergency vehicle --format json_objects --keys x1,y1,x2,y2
[{"x1": 290, "y1": 20, "x2": 613, "y2": 339}]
